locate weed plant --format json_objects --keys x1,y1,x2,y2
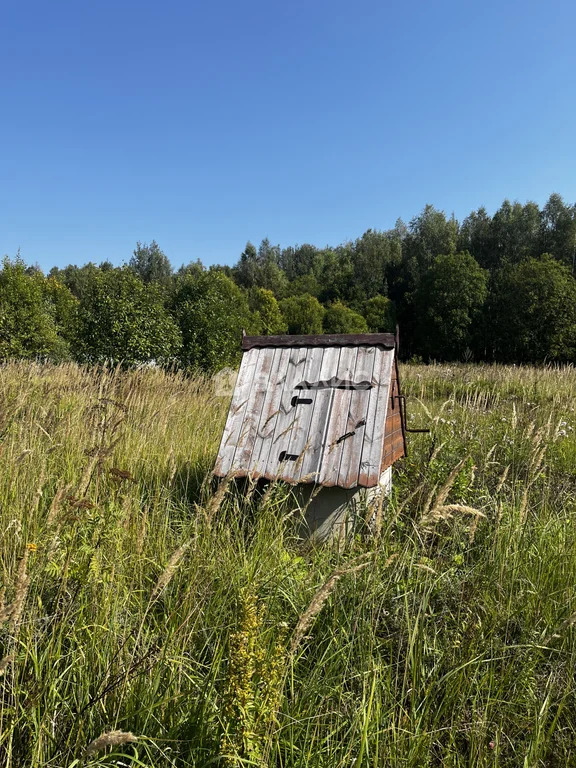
[{"x1": 0, "y1": 361, "x2": 575, "y2": 767}]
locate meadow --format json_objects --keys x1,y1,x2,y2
[{"x1": 0, "y1": 360, "x2": 575, "y2": 767}]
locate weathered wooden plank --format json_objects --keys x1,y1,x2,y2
[
  {"x1": 276, "y1": 346, "x2": 326, "y2": 483},
  {"x1": 357, "y1": 348, "x2": 394, "y2": 487},
  {"x1": 216, "y1": 337, "x2": 402, "y2": 487},
  {"x1": 381, "y1": 443, "x2": 406, "y2": 471},
  {"x1": 296, "y1": 347, "x2": 342, "y2": 484},
  {"x1": 214, "y1": 348, "x2": 261, "y2": 476},
  {"x1": 260, "y1": 346, "x2": 309, "y2": 480},
  {"x1": 242, "y1": 333, "x2": 395, "y2": 350},
  {"x1": 380, "y1": 359, "x2": 406, "y2": 468},
  {"x1": 382, "y1": 418, "x2": 405, "y2": 468},
  {"x1": 381, "y1": 398, "x2": 406, "y2": 471},
  {"x1": 239, "y1": 346, "x2": 283, "y2": 477},
  {"x1": 231, "y1": 347, "x2": 277, "y2": 474},
  {"x1": 249, "y1": 347, "x2": 291, "y2": 477},
  {"x1": 335, "y1": 346, "x2": 378, "y2": 489},
  {"x1": 317, "y1": 347, "x2": 359, "y2": 487}
]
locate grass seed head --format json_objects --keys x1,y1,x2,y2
[
  {"x1": 150, "y1": 538, "x2": 193, "y2": 601},
  {"x1": 290, "y1": 554, "x2": 372, "y2": 655},
  {"x1": 85, "y1": 730, "x2": 138, "y2": 755}
]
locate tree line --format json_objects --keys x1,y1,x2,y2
[{"x1": 1, "y1": 193, "x2": 575, "y2": 370}]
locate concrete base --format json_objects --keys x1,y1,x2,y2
[{"x1": 295, "y1": 467, "x2": 393, "y2": 545}]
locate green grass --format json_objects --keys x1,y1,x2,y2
[{"x1": 0, "y1": 360, "x2": 575, "y2": 767}]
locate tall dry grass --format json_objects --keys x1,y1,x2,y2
[{"x1": 0, "y1": 360, "x2": 575, "y2": 766}]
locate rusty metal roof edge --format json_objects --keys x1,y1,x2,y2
[{"x1": 241, "y1": 333, "x2": 396, "y2": 351}]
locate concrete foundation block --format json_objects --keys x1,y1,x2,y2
[{"x1": 296, "y1": 467, "x2": 393, "y2": 544}]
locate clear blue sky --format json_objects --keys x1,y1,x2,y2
[{"x1": 2, "y1": 0, "x2": 575, "y2": 272}]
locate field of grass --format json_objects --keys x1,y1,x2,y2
[{"x1": 1, "y1": 360, "x2": 575, "y2": 767}]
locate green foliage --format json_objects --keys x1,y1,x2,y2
[
  {"x1": 284, "y1": 272, "x2": 322, "y2": 298},
  {"x1": 129, "y1": 240, "x2": 172, "y2": 285},
  {"x1": 349, "y1": 229, "x2": 393, "y2": 301},
  {"x1": 490, "y1": 199, "x2": 541, "y2": 265},
  {"x1": 234, "y1": 239, "x2": 288, "y2": 296},
  {"x1": 49, "y1": 262, "x2": 101, "y2": 300},
  {"x1": 172, "y1": 269, "x2": 254, "y2": 371},
  {"x1": 0, "y1": 257, "x2": 73, "y2": 361},
  {"x1": 220, "y1": 590, "x2": 285, "y2": 765},
  {"x1": 7, "y1": 192, "x2": 576, "y2": 367},
  {"x1": 176, "y1": 258, "x2": 204, "y2": 278},
  {"x1": 490, "y1": 254, "x2": 576, "y2": 361},
  {"x1": 404, "y1": 204, "x2": 459, "y2": 277},
  {"x1": 74, "y1": 267, "x2": 181, "y2": 364},
  {"x1": 323, "y1": 301, "x2": 368, "y2": 334},
  {"x1": 363, "y1": 294, "x2": 395, "y2": 332},
  {"x1": 458, "y1": 206, "x2": 493, "y2": 268},
  {"x1": 43, "y1": 275, "x2": 79, "y2": 348},
  {"x1": 414, "y1": 251, "x2": 488, "y2": 360},
  {"x1": 279, "y1": 243, "x2": 324, "y2": 282},
  {"x1": 248, "y1": 287, "x2": 287, "y2": 335},
  {"x1": 1, "y1": 361, "x2": 576, "y2": 766},
  {"x1": 319, "y1": 247, "x2": 354, "y2": 302},
  {"x1": 539, "y1": 193, "x2": 576, "y2": 267},
  {"x1": 279, "y1": 293, "x2": 325, "y2": 334}
]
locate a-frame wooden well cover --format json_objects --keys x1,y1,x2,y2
[{"x1": 214, "y1": 333, "x2": 406, "y2": 489}]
